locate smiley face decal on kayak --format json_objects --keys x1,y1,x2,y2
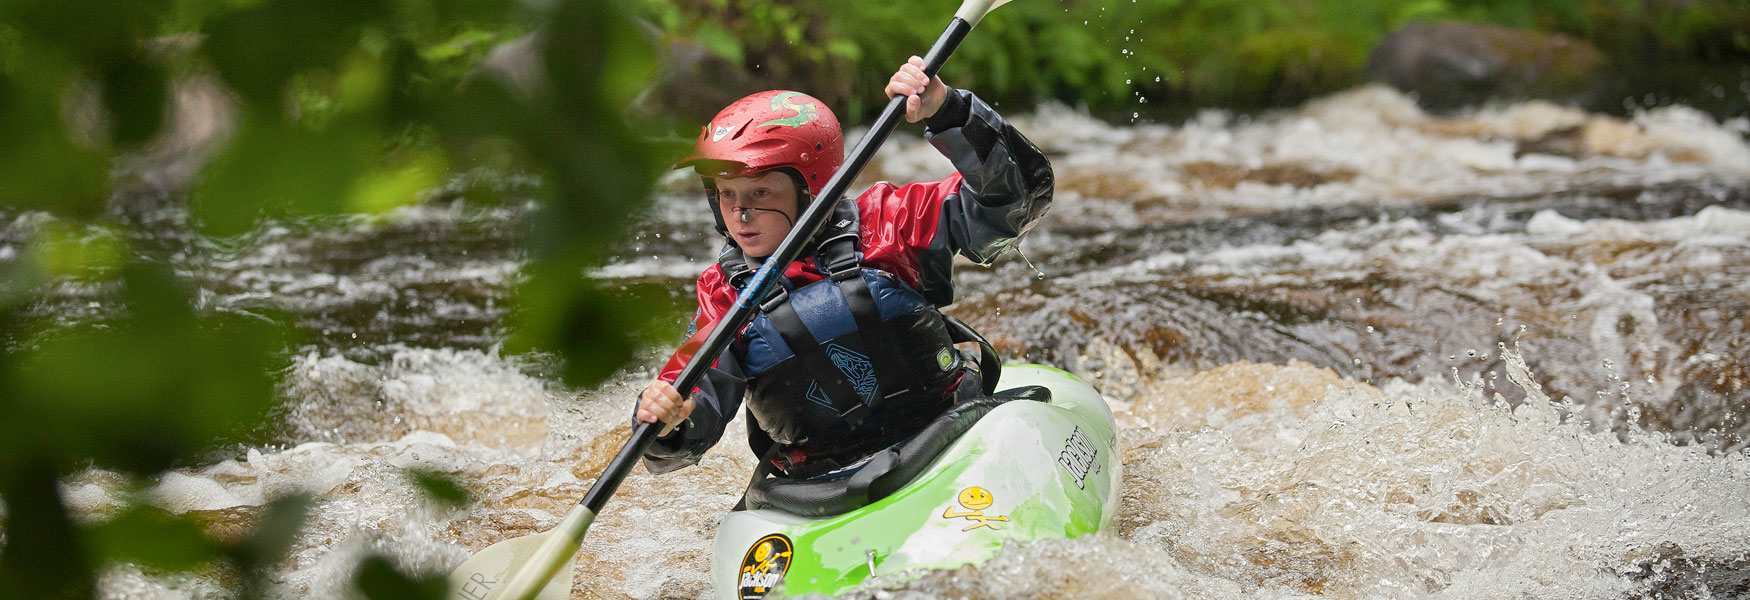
[
  {"x1": 943, "y1": 486, "x2": 1009, "y2": 531},
  {"x1": 957, "y1": 486, "x2": 993, "y2": 510}
]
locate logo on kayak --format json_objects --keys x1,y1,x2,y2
[
  {"x1": 738, "y1": 533, "x2": 793, "y2": 599},
  {"x1": 1057, "y1": 425, "x2": 1101, "y2": 490},
  {"x1": 942, "y1": 485, "x2": 1009, "y2": 531}
]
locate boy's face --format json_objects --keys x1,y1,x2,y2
[{"x1": 715, "y1": 171, "x2": 800, "y2": 257}]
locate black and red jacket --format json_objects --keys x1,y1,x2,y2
[{"x1": 644, "y1": 89, "x2": 1053, "y2": 473}]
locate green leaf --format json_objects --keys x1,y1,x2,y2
[
  {"x1": 0, "y1": 0, "x2": 170, "y2": 61},
  {"x1": 1393, "y1": 0, "x2": 1451, "y2": 27},
  {"x1": 0, "y1": 468, "x2": 96, "y2": 597},
  {"x1": 419, "y1": 29, "x2": 501, "y2": 63},
  {"x1": 408, "y1": 469, "x2": 470, "y2": 508},
  {"x1": 85, "y1": 506, "x2": 224, "y2": 572},
  {"x1": 353, "y1": 555, "x2": 447, "y2": 600},
  {"x1": 506, "y1": 263, "x2": 642, "y2": 387},
  {"x1": 0, "y1": 69, "x2": 110, "y2": 218},
  {"x1": 201, "y1": 0, "x2": 390, "y2": 110},
  {"x1": 693, "y1": 22, "x2": 743, "y2": 65},
  {"x1": 229, "y1": 494, "x2": 312, "y2": 600},
  {"x1": 347, "y1": 151, "x2": 446, "y2": 214},
  {"x1": 2, "y1": 261, "x2": 286, "y2": 475},
  {"x1": 825, "y1": 39, "x2": 861, "y2": 62},
  {"x1": 193, "y1": 114, "x2": 375, "y2": 236},
  {"x1": 100, "y1": 51, "x2": 169, "y2": 147}
]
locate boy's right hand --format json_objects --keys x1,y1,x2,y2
[{"x1": 637, "y1": 379, "x2": 695, "y2": 434}]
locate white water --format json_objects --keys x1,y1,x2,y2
[{"x1": 59, "y1": 86, "x2": 1750, "y2": 598}]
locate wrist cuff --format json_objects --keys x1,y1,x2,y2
[{"x1": 925, "y1": 88, "x2": 969, "y2": 133}]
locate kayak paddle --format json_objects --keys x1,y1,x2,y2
[{"x1": 446, "y1": 1, "x2": 1015, "y2": 598}]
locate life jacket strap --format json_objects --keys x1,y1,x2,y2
[
  {"x1": 836, "y1": 269, "x2": 923, "y2": 403},
  {"x1": 765, "y1": 298, "x2": 872, "y2": 428}
]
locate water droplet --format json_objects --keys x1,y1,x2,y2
[
  {"x1": 1365, "y1": 325, "x2": 1376, "y2": 333},
  {"x1": 1154, "y1": 76, "x2": 1162, "y2": 83},
  {"x1": 1465, "y1": 349, "x2": 1477, "y2": 358},
  {"x1": 1125, "y1": 79, "x2": 1132, "y2": 85}
]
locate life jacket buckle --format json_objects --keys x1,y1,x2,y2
[
  {"x1": 829, "y1": 267, "x2": 861, "y2": 283},
  {"x1": 759, "y1": 288, "x2": 790, "y2": 312}
]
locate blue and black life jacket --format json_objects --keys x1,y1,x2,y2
[{"x1": 716, "y1": 200, "x2": 999, "y2": 449}]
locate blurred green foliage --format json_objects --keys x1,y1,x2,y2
[
  {"x1": 635, "y1": 0, "x2": 1750, "y2": 116},
  {"x1": 2, "y1": 0, "x2": 1744, "y2": 596},
  {"x1": 1, "y1": 0, "x2": 662, "y2": 597}
]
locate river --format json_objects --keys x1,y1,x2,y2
[{"x1": 17, "y1": 85, "x2": 1750, "y2": 599}]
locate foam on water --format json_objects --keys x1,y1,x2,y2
[
  {"x1": 852, "y1": 354, "x2": 1750, "y2": 599},
  {"x1": 953, "y1": 87, "x2": 1746, "y2": 229},
  {"x1": 51, "y1": 85, "x2": 1750, "y2": 598}
]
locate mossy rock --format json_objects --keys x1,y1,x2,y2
[{"x1": 1367, "y1": 21, "x2": 1606, "y2": 112}]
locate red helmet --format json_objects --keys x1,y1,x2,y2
[{"x1": 681, "y1": 90, "x2": 844, "y2": 197}]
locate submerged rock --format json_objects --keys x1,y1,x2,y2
[{"x1": 1367, "y1": 21, "x2": 1605, "y2": 111}]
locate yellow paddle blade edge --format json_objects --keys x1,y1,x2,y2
[{"x1": 955, "y1": 0, "x2": 1016, "y2": 27}]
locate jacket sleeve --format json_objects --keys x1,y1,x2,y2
[
  {"x1": 920, "y1": 88, "x2": 1055, "y2": 265},
  {"x1": 640, "y1": 266, "x2": 747, "y2": 474}
]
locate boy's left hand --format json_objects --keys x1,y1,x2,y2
[{"x1": 885, "y1": 55, "x2": 947, "y2": 123}]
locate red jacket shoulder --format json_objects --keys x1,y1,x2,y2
[{"x1": 853, "y1": 174, "x2": 964, "y2": 284}]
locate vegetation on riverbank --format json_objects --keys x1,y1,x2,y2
[
  {"x1": 633, "y1": 0, "x2": 1750, "y2": 118},
  {"x1": 2, "y1": 0, "x2": 658, "y2": 597},
  {"x1": 2, "y1": 0, "x2": 1744, "y2": 597}
]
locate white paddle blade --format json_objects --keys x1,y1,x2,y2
[
  {"x1": 447, "y1": 532, "x2": 577, "y2": 600},
  {"x1": 954, "y1": 0, "x2": 1015, "y2": 27}
]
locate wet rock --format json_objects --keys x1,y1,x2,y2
[
  {"x1": 631, "y1": 38, "x2": 761, "y2": 125},
  {"x1": 1624, "y1": 542, "x2": 1750, "y2": 599},
  {"x1": 474, "y1": 28, "x2": 756, "y2": 126},
  {"x1": 186, "y1": 505, "x2": 263, "y2": 543},
  {"x1": 1178, "y1": 161, "x2": 1357, "y2": 190},
  {"x1": 473, "y1": 33, "x2": 547, "y2": 98},
  {"x1": 1367, "y1": 21, "x2": 1605, "y2": 111},
  {"x1": 1515, "y1": 117, "x2": 1673, "y2": 161}
]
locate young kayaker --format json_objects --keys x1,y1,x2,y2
[{"x1": 635, "y1": 56, "x2": 1053, "y2": 479}]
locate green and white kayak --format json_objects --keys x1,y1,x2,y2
[{"x1": 711, "y1": 363, "x2": 1120, "y2": 599}]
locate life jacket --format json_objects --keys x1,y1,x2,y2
[{"x1": 717, "y1": 199, "x2": 997, "y2": 449}]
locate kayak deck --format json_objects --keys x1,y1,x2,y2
[{"x1": 711, "y1": 363, "x2": 1120, "y2": 598}]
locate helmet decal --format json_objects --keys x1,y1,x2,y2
[
  {"x1": 757, "y1": 92, "x2": 819, "y2": 129},
  {"x1": 683, "y1": 90, "x2": 842, "y2": 212}
]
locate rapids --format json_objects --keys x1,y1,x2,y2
[{"x1": 8, "y1": 86, "x2": 1749, "y2": 598}]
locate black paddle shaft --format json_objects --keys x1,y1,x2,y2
[{"x1": 580, "y1": 17, "x2": 976, "y2": 514}]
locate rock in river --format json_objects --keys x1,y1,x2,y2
[{"x1": 1367, "y1": 21, "x2": 1605, "y2": 111}]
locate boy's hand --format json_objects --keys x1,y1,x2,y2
[
  {"x1": 885, "y1": 55, "x2": 947, "y2": 123},
  {"x1": 637, "y1": 379, "x2": 694, "y2": 434}
]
